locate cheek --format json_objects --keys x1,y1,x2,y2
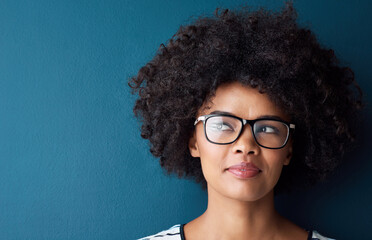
[
  {"x1": 196, "y1": 132, "x2": 229, "y2": 181},
  {"x1": 261, "y1": 150, "x2": 288, "y2": 182},
  {"x1": 199, "y1": 144, "x2": 226, "y2": 171}
]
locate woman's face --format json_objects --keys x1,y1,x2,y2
[{"x1": 189, "y1": 81, "x2": 293, "y2": 202}]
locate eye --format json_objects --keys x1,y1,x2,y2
[
  {"x1": 210, "y1": 122, "x2": 234, "y2": 131},
  {"x1": 257, "y1": 125, "x2": 278, "y2": 134}
]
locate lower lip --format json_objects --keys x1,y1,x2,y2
[{"x1": 227, "y1": 168, "x2": 261, "y2": 179}]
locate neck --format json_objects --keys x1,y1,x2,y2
[{"x1": 187, "y1": 185, "x2": 283, "y2": 240}]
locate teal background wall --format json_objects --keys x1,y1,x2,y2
[{"x1": 0, "y1": 0, "x2": 371, "y2": 239}]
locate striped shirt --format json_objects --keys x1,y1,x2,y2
[{"x1": 138, "y1": 224, "x2": 336, "y2": 240}]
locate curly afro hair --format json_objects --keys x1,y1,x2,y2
[{"x1": 129, "y1": 1, "x2": 364, "y2": 194}]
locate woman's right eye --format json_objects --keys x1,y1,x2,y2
[{"x1": 210, "y1": 122, "x2": 233, "y2": 131}]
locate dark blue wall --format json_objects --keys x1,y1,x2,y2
[{"x1": 0, "y1": 0, "x2": 371, "y2": 239}]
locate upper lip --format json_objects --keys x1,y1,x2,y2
[{"x1": 227, "y1": 162, "x2": 261, "y2": 171}]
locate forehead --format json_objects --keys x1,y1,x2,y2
[{"x1": 202, "y1": 82, "x2": 290, "y2": 121}]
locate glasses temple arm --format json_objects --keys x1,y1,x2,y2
[{"x1": 194, "y1": 116, "x2": 207, "y2": 126}]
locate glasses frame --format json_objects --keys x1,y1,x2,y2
[{"x1": 194, "y1": 113, "x2": 295, "y2": 149}]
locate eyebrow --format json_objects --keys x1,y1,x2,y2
[{"x1": 209, "y1": 110, "x2": 286, "y2": 121}]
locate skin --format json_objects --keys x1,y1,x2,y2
[{"x1": 186, "y1": 81, "x2": 308, "y2": 240}]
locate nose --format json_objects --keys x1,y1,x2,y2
[{"x1": 231, "y1": 124, "x2": 260, "y2": 155}]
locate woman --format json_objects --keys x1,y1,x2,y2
[{"x1": 130, "y1": 2, "x2": 363, "y2": 239}]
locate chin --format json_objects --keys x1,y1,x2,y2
[
  {"x1": 220, "y1": 187, "x2": 271, "y2": 202},
  {"x1": 235, "y1": 193, "x2": 269, "y2": 202}
]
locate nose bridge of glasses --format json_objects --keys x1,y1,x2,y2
[
  {"x1": 239, "y1": 119, "x2": 256, "y2": 140},
  {"x1": 231, "y1": 119, "x2": 260, "y2": 154},
  {"x1": 241, "y1": 119, "x2": 256, "y2": 132}
]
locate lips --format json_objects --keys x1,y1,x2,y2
[{"x1": 227, "y1": 162, "x2": 262, "y2": 179}]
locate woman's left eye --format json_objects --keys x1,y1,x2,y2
[{"x1": 259, "y1": 126, "x2": 277, "y2": 133}]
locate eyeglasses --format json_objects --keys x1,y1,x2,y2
[{"x1": 194, "y1": 114, "x2": 295, "y2": 149}]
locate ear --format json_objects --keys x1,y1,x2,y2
[
  {"x1": 188, "y1": 131, "x2": 200, "y2": 158},
  {"x1": 283, "y1": 140, "x2": 293, "y2": 166}
]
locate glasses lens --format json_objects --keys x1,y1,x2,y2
[
  {"x1": 253, "y1": 120, "x2": 289, "y2": 148},
  {"x1": 205, "y1": 116, "x2": 241, "y2": 144}
]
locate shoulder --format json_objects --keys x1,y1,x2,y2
[
  {"x1": 309, "y1": 230, "x2": 336, "y2": 240},
  {"x1": 137, "y1": 224, "x2": 183, "y2": 240}
]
